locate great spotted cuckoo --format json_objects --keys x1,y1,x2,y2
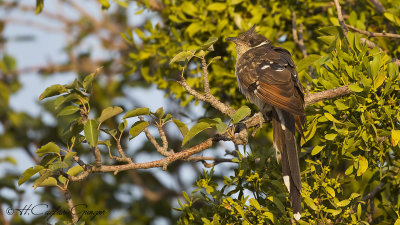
[{"x1": 226, "y1": 26, "x2": 305, "y2": 221}]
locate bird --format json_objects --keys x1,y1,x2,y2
[{"x1": 226, "y1": 25, "x2": 305, "y2": 221}]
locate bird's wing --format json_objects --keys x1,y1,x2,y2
[{"x1": 237, "y1": 45, "x2": 305, "y2": 116}]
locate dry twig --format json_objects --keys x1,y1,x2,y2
[{"x1": 346, "y1": 24, "x2": 400, "y2": 39}]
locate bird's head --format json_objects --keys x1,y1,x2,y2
[{"x1": 226, "y1": 25, "x2": 270, "y2": 58}]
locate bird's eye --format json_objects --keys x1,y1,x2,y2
[{"x1": 249, "y1": 40, "x2": 254, "y2": 45}]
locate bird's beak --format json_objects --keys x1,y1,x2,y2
[{"x1": 225, "y1": 37, "x2": 237, "y2": 42}]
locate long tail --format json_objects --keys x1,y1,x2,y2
[{"x1": 272, "y1": 108, "x2": 302, "y2": 221}]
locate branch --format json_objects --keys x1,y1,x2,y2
[
  {"x1": 333, "y1": 0, "x2": 349, "y2": 42},
  {"x1": 292, "y1": 12, "x2": 308, "y2": 58},
  {"x1": 360, "y1": 182, "x2": 385, "y2": 202},
  {"x1": 64, "y1": 189, "x2": 78, "y2": 223},
  {"x1": 142, "y1": 117, "x2": 172, "y2": 157},
  {"x1": 304, "y1": 85, "x2": 352, "y2": 107},
  {"x1": 346, "y1": 24, "x2": 400, "y2": 38},
  {"x1": 368, "y1": 0, "x2": 385, "y2": 13},
  {"x1": 177, "y1": 58, "x2": 236, "y2": 116},
  {"x1": 185, "y1": 156, "x2": 234, "y2": 168},
  {"x1": 350, "y1": 182, "x2": 385, "y2": 215}
]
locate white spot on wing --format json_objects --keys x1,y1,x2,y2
[
  {"x1": 275, "y1": 109, "x2": 287, "y2": 131},
  {"x1": 283, "y1": 175, "x2": 290, "y2": 193},
  {"x1": 254, "y1": 41, "x2": 269, "y2": 48},
  {"x1": 275, "y1": 68, "x2": 284, "y2": 72},
  {"x1": 273, "y1": 141, "x2": 281, "y2": 163},
  {"x1": 261, "y1": 65, "x2": 270, "y2": 69},
  {"x1": 294, "y1": 212, "x2": 301, "y2": 221}
]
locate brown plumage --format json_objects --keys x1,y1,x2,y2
[{"x1": 226, "y1": 25, "x2": 305, "y2": 221}]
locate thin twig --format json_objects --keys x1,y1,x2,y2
[
  {"x1": 292, "y1": 12, "x2": 308, "y2": 58},
  {"x1": 346, "y1": 24, "x2": 400, "y2": 38},
  {"x1": 333, "y1": 0, "x2": 349, "y2": 42},
  {"x1": 368, "y1": 0, "x2": 385, "y2": 13}
]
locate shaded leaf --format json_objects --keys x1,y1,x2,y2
[
  {"x1": 297, "y1": 54, "x2": 321, "y2": 72},
  {"x1": 182, "y1": 122, "x2": 213, "y2": 146},
  {"x1": 36, "y1": 142, "x2": 60, "y2": 157},
  {"x1": 19, "y1": 165, "x2": 44, "y2": 185},
  {"x1": 173, "y1": 119, "x2": 189, "y2": 137},
  {"x1": 129, "y1": 121, "x2": 150, "y2": 139},
  {"x1": 39, "y1": 84, "x2": 68, "y2": 101},
  {"x1": 35, "y1": 0, "x2": 44, "y2": 14},
  {"x1": 170, "y1": 51, "x2": 195, "y2": 65},
  {"x1": 84, "y1": 119, "x2": 99, "y2": 147},
  {"x1": 57, "y1": 105, "x2": 80, "y2": 117},
  {"x1": 123, "y1": 107, "x2": 150, "y2": 118},
  {"x1": 98, "y1": 106, "x2": 123, "y2": 125},
  {"x1": 232, "y1": 106, "x2": 251, "y2": 124}
]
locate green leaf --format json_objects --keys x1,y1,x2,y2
[
  {"x1": 182, "y1": 122, "x2": 213, "y2": 146},
  {"x1": 336, "y1": 199, "x2": 350, "y2": 207},
  {"x1": 297, "y1": 54, "x2": 321, "y2": 72},
  {"x1": 201, "y1": 37, "x2": 218, "y2": 50},
  {"x1": 325, "y1": 133, "x2": 337, "y2": 140},
  {"x1": 34, "y1": 176, "x2": 57, "y2": 188},
  {"x1": 39, "y1": 84, "x2": 69, "y2": 101},
  {"x1": 129, "y1": 121, "x2": 150, "y2": 140},
  {"x1": 36, "y1": 142, "x2": 60, "y2": 157},
  {"x1": 348, "y1": 84, "x2": 363, "y2": 92},
  {"x1": 84, "y1": 119, "x2": 99, "y2": 147},
  {"x1": 118, "y1": 119, "x2": 128, "y2": 132},
  {"x1": 304, "y1": 196, "x2": 318, "y2": 210},
  {"x1": 326, "y1": 208, "x2": 342, "y2": 216},
  {"x1": 123, "y1": 107, "x2": 150, "y2": 119},
  {"x1": 51, "y1": 161, "x2": 69, "y2": 170},
  {"x1": 267, "y1": 196, "x2": 285, "y2": 213},
  {"x1": 19, "y1": 165, "x2": 44, "y2": 185},
  {"x1": 232, "y1": 106, "x2": 251, "y2": 124},
  {"x1": 170, "y1": 51, "x2": 195, "y2": 65},
  {"x1": 153, "y1": 107, "x2": 165, "y2": 119},
  {"x1": 57, "y1": 105, "x2": 80, "y2": 117},
  {"x1": 357, "y1": 155, "x2": 368, "y2": 176},
  {"x1": 324, "y1": 113, "x2": 342, "y2": 124},
  {"x1": 82, "y1": 70, "x2": 99, "y2": 90},
  {"x1": 249, "y1": 198, "x2": 261, "y2": 210},
  {"x1": 67, "y1": 165, "x2": 84, "y2": 176},
  {"x1": 35, "y1": 0, "x2": 44, "y2": 14},
  {"x1": 99, "y1": 0, "x2": 110, "y2": 9},
  {"x1": 206, "y1": 3, "x2": 227, "y2": 11},
  {"x1": 173, "y1": 119, "x2": 189, "y2": 137},
  {"x1": 325, "y1": 186, "x2": 335, "y2": 197},
  {"x1": 180, "y1": 2, "x2": 198, "y2": 16},
  {"x1": 334, "y1": 100, "x2": 349, "y2": 110},
  {"x1": 214, "y1": 118, "x2": 228, "y2": 133},
  {"x1": 311, "y1": 145, "x2": 324, "y2": 156},
  {"x1": 98, "y1": 106, "x2": 123, "y2": 125},
  {"x1": 391, "y1": 130, "x2": 400, "y2": 146},
  {"x1": 373, "y1": 70, "x2": 386, "y2": 89}
]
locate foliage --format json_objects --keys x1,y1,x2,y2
[{"x1": 1, "y1": 0, "x2": 400, "y2": 224}]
